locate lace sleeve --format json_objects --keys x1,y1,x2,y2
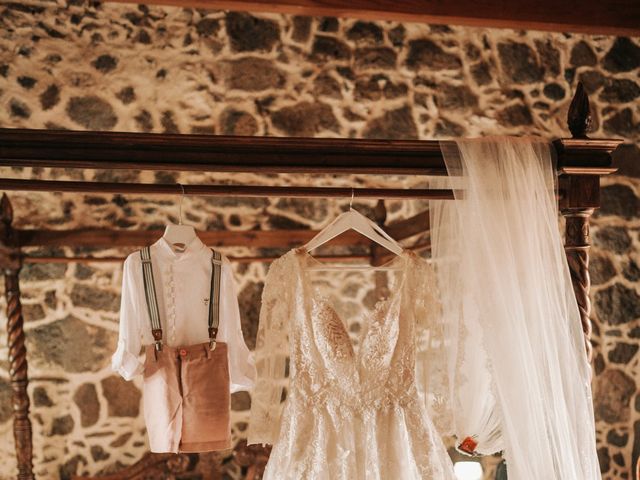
[
  {"x1": 414, "y1": 258, "x2": 454, "y2": 438},
  {"x1": 247, "y1": 255, "x2": 291, "y2": 446}
]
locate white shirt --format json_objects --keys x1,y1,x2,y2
[{"x1": 111, "y1": 235, "x2": 256, "y2": 392}]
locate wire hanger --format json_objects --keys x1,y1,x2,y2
[
  {"x1": 303, "y1": 188, "x2": 404, "y2": 271},
  {"x1": 162, "y1": 183, "x2": 197, "y2": 253}
]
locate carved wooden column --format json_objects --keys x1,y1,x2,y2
[
  {"x1": 554, "y1": 83, "x2": 622, "y2": 364},
  {"x1": 0, "y1": 193, "x2": 34, "y2": 480}
]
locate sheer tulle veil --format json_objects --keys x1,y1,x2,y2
[{"x1": 427, "y1": 137, "x2": 600, "y2": 479}]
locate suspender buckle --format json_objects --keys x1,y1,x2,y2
[
  {"x1": 154, "y1": 341, "x2": 163, "y2": 352},
  {"x1": 211, "y1": 258, "x2": 222, "y2": 266},
  {"x1": 208, "y1": 326, "x2": 218, "y2": 351}
]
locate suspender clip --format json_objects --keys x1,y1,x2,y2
[{"x1": 209, "y1": 339, "x2": 217, "y2": 351}]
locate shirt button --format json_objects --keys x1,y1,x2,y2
[{"x1": 179, "y1": 349, "x2": 187, "y2": 356}]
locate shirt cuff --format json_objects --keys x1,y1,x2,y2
[
  {"x1": 230, "y1": 352, "x2": 257, "y2": 393},
  {"x1": 111, "y1": 340, "x2": 144, "y2": 381}
]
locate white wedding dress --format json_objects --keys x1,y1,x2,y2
[{"x1": 248, "y1": 248, "x2": 456, "y2": 480}]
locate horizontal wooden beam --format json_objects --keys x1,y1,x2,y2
[
  {"x1": 105, "y1": 0, "x2": 640, "y2": 36},
  {"x1": 0, "y1": 128, "x2": 446, "y2": 176},
  {"x1": 16, "y1": 209, "x2": 430, "y2": 248},
  {"x1": 0, "y1": 178, "x2": 454, "y2": 200}
]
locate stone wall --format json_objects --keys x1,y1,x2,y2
[{"x1": 0, "y1": 1, "x2": 638, "y2": 479}]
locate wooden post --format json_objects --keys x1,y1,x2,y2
[
  {"x1": 0, "y1": 193, "x2": 34, "y2": 480},
  {"x1": 555, "y1": 82, "x2": 622, "y2": 363}
]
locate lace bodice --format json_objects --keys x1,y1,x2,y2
[{"x1": 248, "y1": 249, "x2": 453, "y2": 455}]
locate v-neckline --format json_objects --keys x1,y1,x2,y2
[{"x1": 294, "y1": 248, "x2": 411, "y2": 367}]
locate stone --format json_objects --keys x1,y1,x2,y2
[
  {"x1": 275, "y1": 198, "x2": 328, "y2": 222},
  {"x1": 593, "y1": 226, "x2": 631, "y2": 253},
  {"x1": 226, "y1": 57, "x2": 285, "y2": 91},
  {"x1": 318, "y1": 16, "x2": 339, "y2": 32},
  {"x1": 73, "y1": 383, "x2": 100, "y2": 427},
  {"x1": 497, "y1": 42, "x2": 544, "y2": 83},
  {"x1": 101, "y1": 376, "x2": 141, "y2": 417},
  {"x1": 66, "y1": 96, "x2": 117, "y2": 130},
  {"x1": 634, "y1": 421, "x2": 640, "y2": 478},
  {"x1": 570, "y1": 40, "x2": 597, "y2": 66},
  {"x1": 354, "y1": 47, "x2": 396, "y2": 69},
  {"x1": 354, "y1": 76, "x2": 407, "y2": 101},
  {"x1": 238, "y1": 281, "x2": 263, "y2": 349},
  {"x1": 33, "y1": 386, "x2": 54, "y2": 407},
  {"x1": 435, "y1": 84, "x2": 478, "y2": 110},
  {"x1": 135, "y1": 29, "x2": 151, "y2": 44},
  {"x1": 291, "y1": 16, "x2": 311, "y2": 43},
  {"x1": 59, "y1": 455, "x2": 87, "y2": 480},
  {"x1": 406, "y1": 39, "x2": 461, "y2": 70},
  {"x1": 346, "y1": 21, "x2": 383, "y2": 44},
  {"x1": 599, "y1": 79, "x2": 640, "y2": 103},
  {"x1": 51, "y1": 414, "x2": 74, "y2": 436},
  {"x1": 271, "y1": 102, "x2": 339, "y2": 136},
  {"x1": 92, "y1": 54, "x2": 118, "y2": 73},
  {"x1": 363, "y1": 106, "x2": 418, "y2": 140},
  {"x1": 578, "y1": 70, "x2": 605, "y2": 94},
  {"x1": 38, "y1": 21, "x2": 65, "y2": 39},
  {"x1": 311, "y1": 35, "x2": 351, "y2": 61},
  {"x1": 470, "y1": 61, "x2": 492, "y2": 86},
  {"x1": 542, "y1": 83, "x2": 565, "y2": 100},
  {"x1": 595, "y1": 283, "x2": 640, "y2": 326},
  {"x1": 607, "y1": 429, "x2": 629, "y2": 447},
  {"x1": 17, "y1": 75, "x2": 36, "y2": 89},
  {"x1": 110, "y1": 432, "x2": 133, "y2": 447},
  {"x1": 465, "y1": 43, "x2": 481, "y2": 60},
  {"x1": 131, "y1": 110, "x2": 153, "y2": 133},
  {"x1": 534, "y1": 39, "x2": 560, "y2": 76},
  {"x1": 22, "y1": 262, "x2": 66, "y2": 281},
  {"x1": 388, "y1": 25, "x2": 405, "y2": 47},
  {"x1": 623, "y1": 259, "x2": 640, "y2": 282},
  {"x1": 497, "y1": 104, "x2": 533, "y2": 126},
  {"x1": 608, "y1": 342, "x2": 639, "y2": 364},
  {"x1": 226, "y1": 12, "x2": 280, "y2": 52},
  {"x1": 603, "y1": 37, "x2": 640, "y2": 73},
  {"x1": 161, "y1": 110, "x2": 179, "y2": 133},
  {"x1": 196, "y1": 17, "x2": 219, "y2": 36},
  {"x1": 0, "y1": 378, "x2": 12, "y2": 424},
  {"x1": 598, "y1": 447, "x2": 610, "y2": 473},
  {"x1": 599, "y1": 184, "x2": 638, "y2": 219},
  {"x1": 434, "y1": 118, "x2": 466, "y2": 137},
  {"x1": 70, "y1": 284, "x2": 120, "y2": 311},
  {"x1": 90, "y1": 445, "x2": 110, "y2": 462},
  {"x1": 10, "y1": 98, "x2": 30, "y2": 119},
  {"x1": 116, "y1": 86, "x2": 136, "y2": 105},
  {"x1": 590, "y1": 253, "x2": 616, "y2": 285},
  {"x1": 603, "y1": 108, "x2": 636, "y2": 136},
  {"x1": 23, "y1": 303, "x2": 46, "y2": 322},
  {"x1": 313, "y1": 74, "x2": 342, "y2": 99},
  {"x1": 231, "y1": 391, "x2": 251, "y2": 411},
  {"x1": 593, "y1": 369, "x2": 635, "y2": 423},
  {"x1": 220, "y1": 108, "x2": 258, "y2": 135},
  {"x1": 40, "y1": 84, "x2": 60, "y2": 110},
  {"x1": 614, "y1": 143, "x2": 640, "y2": 179},
  {"x1": 27, "y1": 316, "x2": 117, "y2": 373},
  {"x1": 268, "y1": 215, "x2": 309, "y2": 230},
  {"x1": 75, "y1": 264, "x2": 95, "y2": 280}
]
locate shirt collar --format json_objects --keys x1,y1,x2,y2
[{"x1": 152, "y1": 234, "x2": 207, "y2": 260}]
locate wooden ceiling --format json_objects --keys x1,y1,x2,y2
[{"x1": 108, "y1": 0, "x2": 640, "y2": 36}]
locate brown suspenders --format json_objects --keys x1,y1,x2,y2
[{"x1": 140, "y1": 247, "x2": 223, "y2": 352}]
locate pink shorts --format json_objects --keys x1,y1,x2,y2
[{"x1": 142, "y1": 342, "x2": 231, "y2": 453}]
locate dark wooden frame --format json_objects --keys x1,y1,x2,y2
[{"x1": 0, "y1": 83, "x2": 622, "y2": 479}]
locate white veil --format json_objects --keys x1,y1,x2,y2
[{"x1": 428, "y1": 137, "x2": 600, "y2": 479}]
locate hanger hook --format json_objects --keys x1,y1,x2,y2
[
  {"x1": 349, "y1": 188, "x2": 355, "y2": 211},
  {"x1": 177, "y1": 183, "x2": 185, "y2": 225}
]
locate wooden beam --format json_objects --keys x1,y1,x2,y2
[
  {"x1": 0, "y1": 178, "x2": 454, "y2": 201},
  {"x1": 0, "y1": 129, "x2": 446, "y2": 176},
  {"x1": 105, "y1": 0, "x2": 640, "y2": 36}
]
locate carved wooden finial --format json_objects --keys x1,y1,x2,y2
[
  {"x1": 0, "y1": 193, "x2": 13, "y2": 227},
  {"x1": 568, "y1": 82, "x2": 592, "y2": 139}
]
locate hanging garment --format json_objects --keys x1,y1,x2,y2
[
  {"x1": 247, "y1": 248, "x2": 456, "y2": 480},
  {"x1": 111, "y1": 236, "x2": 255, "y2": 453},
  {"x1": 427, "y1": 137, "x2": 600, "y2": 479}
]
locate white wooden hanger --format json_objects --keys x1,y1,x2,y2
[
  {"x1": 162, "y1": 184, "x2": 197, "y2": 252},
  {"x1": 303, "y1": 190, "x2": 404, "y2": 270}
]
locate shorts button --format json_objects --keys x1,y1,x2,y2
[{"x1": 179, "y1": 349, "x2": 187, "y2": 356}]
